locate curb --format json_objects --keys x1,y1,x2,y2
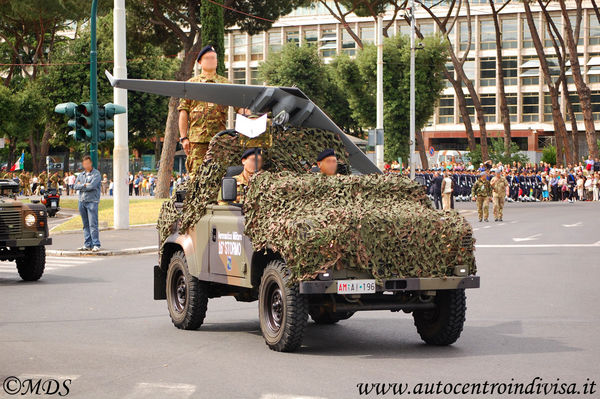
[
  {"x1": 47, "y1": 246, "x2": 158, "y2": 257},
  {"x1": 51, "y1": 223, "x2": 157, "y2": 235}
]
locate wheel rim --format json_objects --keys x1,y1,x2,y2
[
  {"x1": 264, "y1": 279, "x2": 284, "y2": 334},
  {"x1": 170, "y1": 268, "x2": 186, "y2": 313}
]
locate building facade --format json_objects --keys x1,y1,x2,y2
[{"x1": 220, "y1": 1, "x2": 600, "y2": 160}]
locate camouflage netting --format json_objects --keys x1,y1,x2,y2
[
  {"x1": 157, "y1": 125, "x2": 349, "y2": 253},
  {"x1": 244, "y1": 172, "x2": 475, "y2": 283},
  {"x1": 157, "y1": 124, "x2": 476, "y2": 283}
]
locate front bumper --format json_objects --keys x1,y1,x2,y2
[
  {"x1": 299, "y1": 275, "x2": 480, "y2": 294},
  {"x1": 0, "y1": 237, "x2": 52, "y2": 247}
]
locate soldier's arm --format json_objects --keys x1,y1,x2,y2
[{"x1": 178, "y1": 110, "x2": 188, "y2": 139}]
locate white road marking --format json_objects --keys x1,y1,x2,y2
[
  {"x1": 124, "y1": 382, "x2": 196, "y2": 399},
  {"x1": 562, "y1": 222, "x2": 583, "y2": 227},
  {"x1": 260, "y1": 395, "x2": 329, "y2": 399},
  {"x1": 512, "y1": 233, "x2": 542, "y2": 242},
  {"x1": 478, "y1": 241, "x2": 600, "y2": 248},
  {"x1": 0, "y1": 256, "x2": 102, "y2": 273}
]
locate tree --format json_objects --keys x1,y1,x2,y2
[
  {"x1": 130, "y1": 0, "x2": 310, "y2": 197},
  {"x1": 259, "y1": 43, "x2": 360, "y2": 137},
  {"x1": 468, "y1": 138, "x2": 528, "y2": 166},
  {"x1": 331, "y1": 34, "x2": 447, "y2": 162}
]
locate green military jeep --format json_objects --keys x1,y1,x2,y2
[
  {"x1": 0, "y1": 179, "x2": 51, "y2": 281},
  {"x1": 153, "y1": 128, "x2": 480, "y2": 353},
  {"x1": 102, "y1": 70, "x2": 479, "y2": 352}
]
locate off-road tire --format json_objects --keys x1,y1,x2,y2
[
  {"x1": 16, "y1": 246, "x2": 45, "y2": 281},
  {"x1": 309, "y1": 307, "x2": 354, "y2": 324},
  {"x1": 413, "y1": 289, "x2": 466, "y2": 345},
  {"x1": 166, "y1": 250, "x2": 208, "y2": 330},
  {"x1": 259, "y1": 259, "x2": 308, "y2": 352}
]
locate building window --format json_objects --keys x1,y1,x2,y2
[
  {"x1": 568, "y1": 14, "x2": 583, "y2": 46},
  {"x1": 521, "y1": 57, "x2": 539, "y2": 86},
  {"x1": 522, "y1": 94, "x2": 539, "y2": 122},
  {"x1": 464, "y1": 59, "x2": 475, "y2": 84},
  {"x1": 268, "y1": 31, "x2": 282, "y2": 54},
  {"x1": 480, "y1": 20, "x2": 496, "y2": 50},
  {"x1": 567, "y1": 94, "x2": 583, "y2": 121},
  {"x1": 360, "y1": 26, "x2": 374, "y2": 44},
  {"x1": 445, "y1": 62, "x2": 455, "y2": 88},
  {"x1": 522, "y1": 17, "x2": 539, "y2": 49},
  {"x1": 304, "y1": 30, "x2": 318, "y2": 46},
  {"x1": 233, "y1": 34, "x2": 246, "y2": 62},
  {"x1": 481, "y1": 94, "x2": 496, "y2": 122},
  {"x1": 501, "y1": 19, "x2": 517, "y2": 49},
  {"x1": 465, "y1": 96, "x2": 475, "y2": 123},
  {"x1": 286, "y1": 31, "x2": 299, "y2": 46},
  {"x1": 399, "y1": 23, "x2": 410, "y2": 37},
  {"x1": 224, "y1": 35, "x2": 229, "y2": 62},
  {"x1": 591, "y1": 91, "x2": 600, "y2": 120},
  {"x1": 438, "y1": 96, "x2": 454, "y2": 124},
  {"x1": 342, "y1": 30, "x2": 356, "y2": 56},
  {"x1": 502, "y1": 56, "x2": 517, "y2": 85},
  {"x1": 506, "y1": 93, "x2": 517, "y2": 122},
  {"x1": 543, "y1": 13, "x2": 560, "y2": 48},
  {"x1": 419, "y1": 22, "x2": 434, "y2": 36},
  {"x1": 251, "y1": 35, "x2": 263, "y2": 61},
  {"x1": 590, "y1": 15, "x2": 600, "y2": 46},
  {"x1": 320, "y1": 29, "x2": 337, "y2": 57},
  {"x1": 250, "y1": 67, "x2": 261, "y2": 85},
  {"x1": 459, "y1": 21, "x2": 473, "y2": 51},
  {"x1": 480, "y1": 57, "x2": 496, "y2": 86},
  {"x1": 589, "y1": 55, "x2": 600, "y2": 82},
  {"x1": 233, "y1": 68, "x2": 246, "y2": 84},
  {"x1": 543, "y1": 94, "x2": 553, "y2": 122}
]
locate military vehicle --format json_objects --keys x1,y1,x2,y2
[
  {"x1": 0, "y1": 179, "x2": 51, "y2": 281},
  {"x1": 105, "y1": 70, "x2": 480, "y2": 352}
]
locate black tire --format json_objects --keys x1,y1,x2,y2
[
  {"x1": 166, "y1": 250, "x2": 208, "y2": 330},
  {"x1": 309, "y1": 307, "x2": 355, "y2": 324},
  {"x1": 16, "y1": 246, "x2": 45, "y2": 281},
  {"x1": 413, "y1": 289, "x2": 466, "y2": 345},
  {"x1": 48, "y1": 210, "x2": 57, "y2": 217},
  {"x1": 259, "y1": 259, "x2": 308, "y2": 352}
]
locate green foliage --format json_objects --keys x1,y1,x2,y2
[
  {"x1": 259, "y1": 43, "x2": 360, "y2": 135},
  {"x1": 331, "y1": 34, "x2": 448, "y2": 162},
  {"x1": 469, "y1": 138, "x2": 529, "y2": 166},
  {"x1": 542, "y1": 145, "x2": 557, "y2": 166},
  {"x1": 201, "y1": 0, "x2": 226, "y2": 75}
]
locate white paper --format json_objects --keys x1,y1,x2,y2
[{"x1": 235, "y1": 113, "x2": 267, "y2": 138}]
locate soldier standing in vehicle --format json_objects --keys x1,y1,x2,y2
[
  {"x1": 316, "y1": 149, "x2": 338, "y2": 176},
  {"x1": 178, "y1": 45, "x2": 250, "y2": 175},
  {"x1": 490, "y1": 170, "x2": 509, "y2": 222},
  {"x1": 471, "y1": 172, "x2": 492, "y2": 222}
]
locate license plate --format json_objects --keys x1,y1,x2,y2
[
  {"x1": 337, "y1": 279, "x2": 376, "y2": 294},
  {"x1": 51, "y1": 201, "x2": 57, "y2": 208}
]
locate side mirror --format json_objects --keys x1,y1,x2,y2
[{"x1": 221, "y1": 177, "x2": 237, "y2": 202}]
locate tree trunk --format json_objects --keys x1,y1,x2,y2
[
  {"x1": 558, "y1": 0, "x2": 599, "y2": 159},
  {"x1": 444, "y1": 68, "x2": 477, "y2": 153},
  {"x1": 29, "y1": 134, "x2": 39, "y2": 174},
  {"x1": 155, "y1": 45, "x2": 202, "y2": 198},
  {"x1": 490, "y1": 0, "x2": 512, "y2": 157},
  {"x1": 415, "y1": 129, "x2": 429, "y2": 170},
  {"x1": 39, "y1": 123, "x2": 52, "y2": 173},
  {"x1": 524, "y1": 0, "x2": 570, "y2": 165},
  {"x1": 562, "y1": 80, "x2": 580, "y2": 163}
]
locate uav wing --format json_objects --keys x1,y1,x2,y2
[{"x1": 105, "y1": 70, "x2": 380, "y2": 174}]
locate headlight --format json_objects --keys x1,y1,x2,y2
[{"x1": 25, "y1": 214, "x2": 36, "y2": 227}]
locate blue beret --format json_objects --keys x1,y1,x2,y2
[
  {"x1": 317, "y1": 148, "x2": 336, "y2": 162},
  {"x1": 241, "y1": 148, "x2": 261, "y2": 160},
  {"x1": 197, "y1": 45, "x2": 216, "y2": 63}
]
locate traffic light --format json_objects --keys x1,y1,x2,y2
[
  {"x1": 54, "y1": 102, "x2": 94, "y2": 141},
  {"x1": 99, "y1": 102, "x2": 126, "y2": 141}
]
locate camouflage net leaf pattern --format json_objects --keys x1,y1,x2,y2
[
  {"x1": 157, "y1": 125, "x2": 349, "y2": 254},
  {"x1": 243, "y1": 172, "x2": 476, "y2": 283}
]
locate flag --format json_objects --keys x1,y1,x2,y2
[{"x1": 10, "y1": 152, "x2": 24, "y2": 172}]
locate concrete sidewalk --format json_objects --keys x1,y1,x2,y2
[{"x1": 47, "y1": 225, "x2": 158, "y2": 257}]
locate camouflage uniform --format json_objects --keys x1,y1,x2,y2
[
  {"x1": 491, "y1": 175, "x2": 508, "y2": 221},
  {"x1": 19, "y1": 172, "x2": 29, "y2": 195},
  {"x1": 177, "y1": 71, "x2": 231, "y2": 175},
  {"x1": 471, "y1": 178, "x2": 492, "y2": 221},
  {"x1": 38, "y1": 172, "x2": 47, "y2": 191},
  {"x1": 49, "y1": 173, "x2": 60, "y2": 189}
]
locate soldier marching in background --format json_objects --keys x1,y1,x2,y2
[
  {"x1": 472, "y1": 172, "x2": 492, "y2": 222},
  {"x1": 490, "y1": 170, "x2": 508, "y2": 222}
]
